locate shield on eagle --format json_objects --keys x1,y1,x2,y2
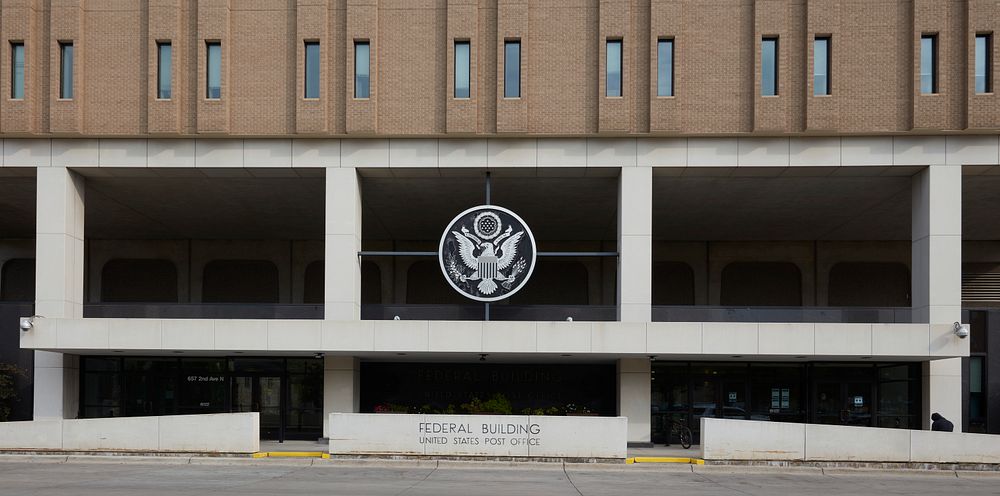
[{"x1": 438, "y1": 205, "x2": 537, "y2": 302}]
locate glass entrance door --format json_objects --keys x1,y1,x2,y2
[{"x1": 232, "y1": 375, "x2": 284, "y2": 440}]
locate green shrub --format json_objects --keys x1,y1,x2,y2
[{"x1": 0, "y1": 363, "x2": 26, "y2": 422}]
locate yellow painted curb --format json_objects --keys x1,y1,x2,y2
[
  {"x1": 258, "y1": 451, "x2": 327, "y2": 458},
  {"x1": 251, "y1": 452, "x2": 268, "y2": 458},
  {"x1": 629, "y1": 456, "x2": 704, "y2": 465}
]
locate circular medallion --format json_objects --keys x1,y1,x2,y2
[{"x1": 439, "y1": 205, "x2": 537, "y2": 302}]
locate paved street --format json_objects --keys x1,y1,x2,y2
[{"x1": 1, "y1": 458, "x2": 999, "y2": 495}]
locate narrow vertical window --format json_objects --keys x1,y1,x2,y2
[
  {"x1": 454, "y1": 41, "x2": 470, "y2": 99},
  {"x1": 976, "y1": 34, "x2": 993, "y2": 94},
  {"x1": 657, "y1": 38, "x2": 674, "y2": 97},
  {"x1": 354, "y1": 41, "x2": 369, "y2": 99},
  {"x1": 504, "y1": 40, "x2": 520, "y2": 98},
  {"x1": 304, "y1": 41, "x2": 320, "y2": 99},
  {"x1": 10, "y1": 42, "x2": 24, "y2": 99},
  {"x1": 157, "y1": 42, "x2": 172, "y2": 99},
  {"x1": 761, "y1": 37, "x2": 778, "y2": 96},
  {"x1": 920, "y1": 34, "x2": 937, "y2": 94},
  {"x1": 59, "y1": 42, "x2": 73, "y2": 99},
  {"x1": 813, "y1": 36, "x2": 830, "y2": 96},
  {"x1": 606, "y1": 39, "x2": 622, "y2": 97},
  {"x1": 206, "y1": 41, "x2": 221, "y2": 99}
]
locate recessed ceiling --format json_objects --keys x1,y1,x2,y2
[
  {"x1": 84, "y1": 169, "x2": 324, "y2": 240},
  {"x1": 0, "y1": 170, "x2": 36, "y2": 239},
  {"x1": 963, "y1": 174, "x2": 1000, "y2": 240},
  {"x1": 653, "y1": 172, "x2": 913, "y2": 241},
  {"x1": 361, "y1": 172, "x2": 619, "y2": 243}
]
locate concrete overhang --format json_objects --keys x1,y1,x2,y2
[{"x1": 19, "y1": 318, "x2": 969, "y2": 361}]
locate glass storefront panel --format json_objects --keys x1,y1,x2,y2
[
  {"x1": 749, "y1": 364, "x2": 804, "y2": 423},
  {"x1": 360, "y1": 363, "x2": 616, "y2": 416},
  {"x1": 80, "y1": 356, "x2": 323, "y2": 440},
  {"x1": 651, "y1": 361, "x2": 921, "y2": 443}
]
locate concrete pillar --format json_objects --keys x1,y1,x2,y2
[
  {"x1": 618, "y1": 357, "x2": 651, "y2": 445},
  {"x1": 912, "y1": 165, "x2": 963, "y2": 430},
  {"x1": 325, "y1": 168, "x2": 362, "y2": 320},
  {"x1": 33, "y1": 167, "x2": 85, "y2": 420},
  {"x1": 618, "y1": 167, "x2": 652, "y2": 322},
  {"x1": 323, "y1": 356, "x2": 360, "y2": 438}
]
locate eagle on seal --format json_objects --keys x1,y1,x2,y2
[{"x1": 451, "y1": 223, "x2": 525, "y2": 295}]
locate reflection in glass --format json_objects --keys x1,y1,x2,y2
[
  {"x1": 305, "y1": 42, "x2": 320, "y2": 99},
  {"x1": 920, "y1": 35, "x2": 936, "y2": 94},
  {"x1": 813, "y1": 37, "x2": 829, "y2": 95},
  {"x1": 606, "y1": 40, "x2": 622, "y2": 97},
  {"x1": 761, "y1": 37, "x2": 778, "y2": 96},
  {"x1": 504, "y1": 41, "x2": 520, "y2": 98},
  {"x1": 976, "y1": 34, "x2": 992, "y2": 94},
  {"x1": 657, "y1": 39, "x2": 673, "y2": 97},
  {"x1": 157, "y1": 42, "x2": 172, "y2": 99},
  {"x1": 206, "y1": 42, "x2": 221, "y2": 99},
  {"x1": 59, "y1": 42, "x2": 73, "y2": 99},
  {"x1": 455, "y1": 41, "x2": 470, "y2": 99},
  {"x1": 11, "y1": 42, "x2": 24, "y2": 99}
]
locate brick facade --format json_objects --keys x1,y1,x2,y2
[{"x1": 0, "y1": 0, "x2": 996, "y2": 136}]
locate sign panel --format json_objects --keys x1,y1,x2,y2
[
  {"x1": 329, "y1": 413, "x2": 627, "y2": 459},
  {"x1": 439, "y1": 205, "x2": 537, "y2": 302}
]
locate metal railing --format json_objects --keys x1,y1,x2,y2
[
  {"x1": 83, "y1": 303, "x2": 323, "y2": 320},
  {"x1": 361, "y1": 304, "x2": 616, "y2": 322},
  {"x1": 652, "y1": 305, "x2": 912, "y2": 323}
]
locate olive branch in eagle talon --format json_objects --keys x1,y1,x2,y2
[
  {"x1": 445, "y1": 254, "x2": 464, "y2": 283},
  {"x1": 452, "y1": 223, "x2": 525, "y2": 295}
]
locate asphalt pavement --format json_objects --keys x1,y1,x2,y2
[{"x1": 0, "y1": 457, "x2": 998, "y2": 496}]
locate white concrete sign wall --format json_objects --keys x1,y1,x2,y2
[
  {"x1": 0, "y1": 413, "x2": 259, "y2": 453},
  {"x1": 329, "y1": 413, "x2": 627, "y2": 459},
  {"x1": 701, "y1": 418, "x2": 1000, "y2": 464}
]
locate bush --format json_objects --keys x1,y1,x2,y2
[
  {"x1": 461, "y1": 394, "x2": 512, "y2": 415},
  {"x1": 0, "y1": 363, "x2": 26, "y2": 422}
]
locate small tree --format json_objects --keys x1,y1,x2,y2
[{"x1": 0, "y1": 363, "x2": 26, "y2": 422}]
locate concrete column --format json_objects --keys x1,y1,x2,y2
[
  {"x1": 323, "y1": 356, "x2": 360, "y2": 438},
  {"x1": 618, "y1": 357, "x2": 651, "y2": 445},
  {"x1": 325, "y1": 168, "x2": 362, "y2": 320},
  {"x1": 618, "y1": 167, "x2": 652, "y2": 322},
  {"x1": 912, "y1": 165, "x2": 963, "y2": 430},
  {"x1": 33, "y1": 167, "x2": 85, "y2": 419}
]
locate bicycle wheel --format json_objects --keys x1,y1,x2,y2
[{"x1": 678, "y1": 426, "x2": 693, "y2": 449}]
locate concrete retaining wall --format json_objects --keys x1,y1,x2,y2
[
  {"x1": 329, "y1": 413, "x2": 628, "y2": 459},
  {"x1": 701, "y1": 418, "x2": 1000, "y2": 463},
  {"x1": 0, "y1": 413, "x2": 259, "y2": 453}
]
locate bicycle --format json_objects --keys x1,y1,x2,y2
[{"x1": 664, "y1": 418, "x2": 693, "y2": 449}]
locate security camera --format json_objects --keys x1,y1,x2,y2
[
  {"x1": 954, "y1": 322, "x2": 970, "y2": 339},
  {"x1": 18, "y1": 317, "x2": 32, "y2": 332}
]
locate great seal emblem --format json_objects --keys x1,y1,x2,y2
[{"x1": 439, "y1": 205, "x2": 537, "y2": 302}]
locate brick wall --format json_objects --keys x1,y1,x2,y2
[{"x1": 0, "y1": 0, "x2": 996, "y2": 137}]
